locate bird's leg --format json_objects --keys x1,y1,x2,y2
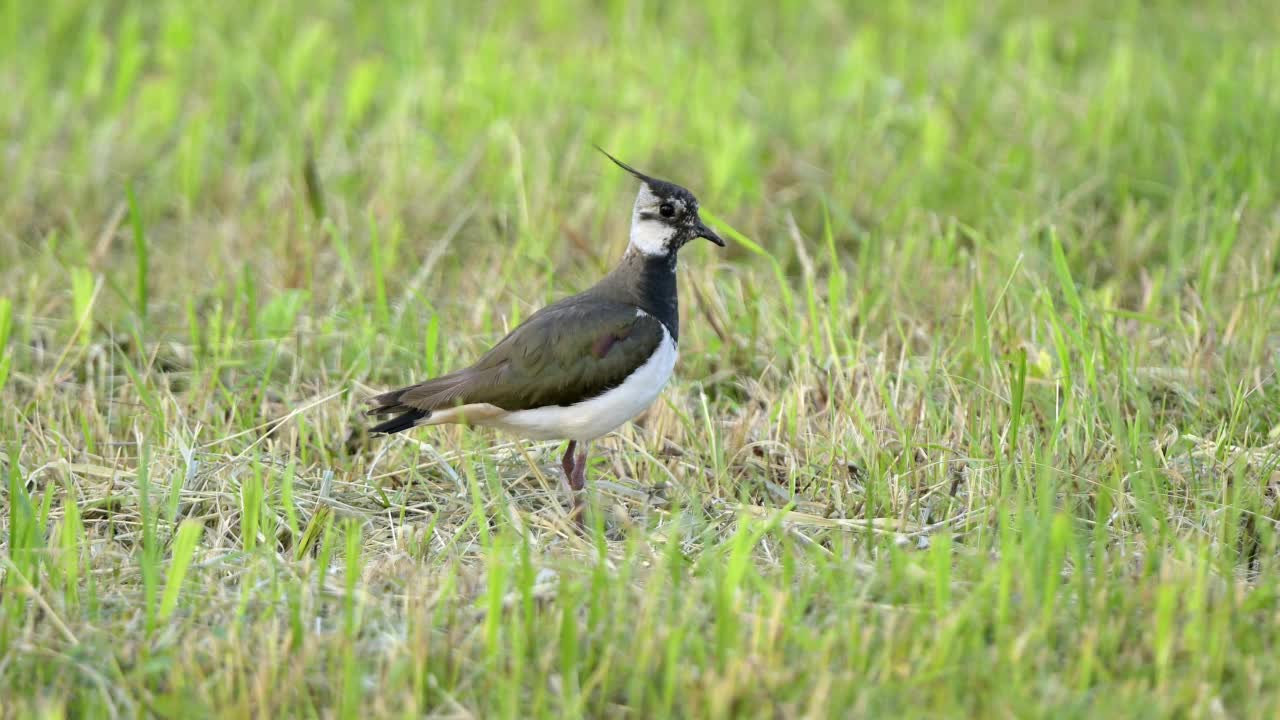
[
  {"x1": 561, "y1": 440, "x2": 578, "y2": 489},
  {"x1": 565, "y1": 443, "x2": 590, "y2": 527},
  {"x1": 571, "y1": 445, "x2": 588, "y2": 491}
]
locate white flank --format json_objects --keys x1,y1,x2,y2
[
  {"x1": 629, "y1": 183, "x2": 676, "y2": 256},
  {"x1": 479, "y1": 320, "x2": 678, "y2": 442},
  {"x1": 415, "y1": 403, "x2": 505, "y2": 426}
]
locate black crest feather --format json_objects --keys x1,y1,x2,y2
[{"x1": 593, "y1": 145, "x2": 657, "y2": 185}]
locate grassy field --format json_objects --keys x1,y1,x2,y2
[{"x1": 3, "y1": 0, "x2": 1280, "y2": 716}]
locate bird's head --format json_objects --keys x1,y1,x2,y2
[{"x1": 596, "y1": 146, "x2": 725, "y2": 257}]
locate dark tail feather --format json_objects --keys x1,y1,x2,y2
[
  {"x1": 365, "y1": 387, "x2": 409, "y2": 415},
  {"x1": 364, "y1": 384, "x2": 427, "y2": 435},
  {"x1": 368, "y1": 409, "x2": 428, "y2": 435}
]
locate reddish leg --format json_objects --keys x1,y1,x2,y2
[
  {"x1": 570, "y1": 446, "x2": 588, "y2": 491},
  {"x1": 566, "y1": 443, "x2": 590, "y2": 528},
  {"x1": 561, "y1": 440, "x2": 578, "y2": 487}
]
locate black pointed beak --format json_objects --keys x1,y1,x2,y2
[{"x1": 695, "y1": 219, "x2": 725, "y2": 247}]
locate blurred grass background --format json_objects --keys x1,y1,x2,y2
[{"x1": 3, "y1": 0, "x2": 1280, "y2": 717}]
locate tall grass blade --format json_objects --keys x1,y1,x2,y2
[
  {"x1": 158, "y1": 520, "x2": 204, "y2": 623},
  {"x1": 127, "y1": 184, "x2": 149, "y2": 323}
]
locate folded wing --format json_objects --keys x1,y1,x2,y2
[{"x1": 366, "y1": 299, "x2": 665, "y2": 433}]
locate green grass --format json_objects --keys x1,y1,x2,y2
[{"x1": 3, "y1": 0, "x2": 1280, "y2": 716}]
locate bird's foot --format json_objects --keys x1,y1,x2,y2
[{"x1": 566, "y1": 494, "x2": 587, "y2": 530}]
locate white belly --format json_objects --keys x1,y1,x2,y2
[{"x1": 481, "y1": 326, "x2": 677, "y2": 442}]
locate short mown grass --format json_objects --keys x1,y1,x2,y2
[{"x1": 3, "y1": 0, "x2": 1280, "y2": 717}]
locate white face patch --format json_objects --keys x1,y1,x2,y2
[{"x1": 628, "y1": 184, "x2": 677, "y2": 256}]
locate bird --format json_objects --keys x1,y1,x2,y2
[{"x1": 363, "y1": 148, "x2": 724, "y2": 518}]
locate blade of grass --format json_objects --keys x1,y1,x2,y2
[{"x1": 157, "y1": 520, "x2": 204, "y2": 623}]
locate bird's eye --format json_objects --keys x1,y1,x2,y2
[{"x1": 659, "y1": 202, "x2": 676, "y2": 218}]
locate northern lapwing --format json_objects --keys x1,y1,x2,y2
[{"x1": 364, "y1": 149, "x2": 724, "y2": 518}]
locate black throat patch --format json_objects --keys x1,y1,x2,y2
[{"x1": 595, "y1": 249, "x2": 680, "y2": 342}]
